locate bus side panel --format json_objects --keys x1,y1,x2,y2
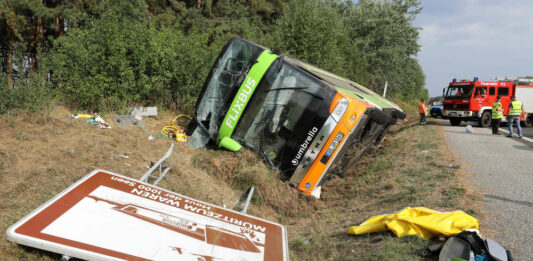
[{"x1": 296, "y1": 96, "x2": 368, "y2": 194}]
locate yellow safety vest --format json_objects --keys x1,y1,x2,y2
[
  {"x1": 509, "y1": 101, "x2": 522, "y2": 116},
  {"x1": 492, "y1": 102, "x2": 503, "y2": 119}
]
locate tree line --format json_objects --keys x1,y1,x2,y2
[{"x1": 0, "y1": 0, "x2": 427, "y2": 114}]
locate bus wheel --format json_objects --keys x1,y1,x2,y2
[
  {"x1": 450, "y1": 118, "x2": 461, "y2": 126},
  {"x1": 525, "y1": 114, "x2": 533, "y2": 127},
  {"x1": 479, "y1": 111, "x2": 491, "y2": 127}
]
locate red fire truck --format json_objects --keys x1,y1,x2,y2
[{"x1": 442, "y1": 77, "x2": 533, "y2": 127}]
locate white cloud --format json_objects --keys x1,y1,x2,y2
[{"x1": 414, "y1": 0, "x2": 533, "y2": 95}]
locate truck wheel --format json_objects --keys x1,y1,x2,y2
[
  {"x1": 479, "y1": 111, "x2": 491, "y2": 127},
  {"x1": 525, "y1": 114, "x2": 533, "y2": 127},
  {"x1": 450, "y1": 118, "x2": 461, "y2": 126}
]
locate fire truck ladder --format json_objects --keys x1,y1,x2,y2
[{"x1": 140, "y1": 143, "x2": 174, "y2": 185}]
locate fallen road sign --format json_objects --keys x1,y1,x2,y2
[{"x1": 6, "y1": 170, "x2": 288, "y2": 261}]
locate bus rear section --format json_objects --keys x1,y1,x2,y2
[{"x1": 190, "y1": 37, "x2": 404, "y2": 196}]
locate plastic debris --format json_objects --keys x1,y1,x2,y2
[
  {"x1": 348, "y1": 207, "x2": 479, "y2": 239},
  {"x1": 421, "y1": 150, "x2": 430, "y2": 154},
  {"x1": 448, "y1": 164, "x2": 460, "y2": 169},
  {"x1": 87, "y1": 116, "x2": 111, "y2": 129},
  {"x1": 115, "y1": 115, "x2": 145, "y2": 128},
  {"x1": 131, "y1": 107, "x2": 158, "y2": 117},
  {"x1": 71, "y1": 113, "x2": 111, "y2": 128},
  {"x1": 434, "y1": 230, "x2": 511, "y2": 261},
  {"x1": 160, "y1": 115, "x2": 191, "y2": 142},
  {"x1": 465, "y1": 125, "x2": 474, "y2": 133},
  {"x1": 138, "y1": 114, "x2": 190, "y2": 143},
  {"x1": 310, "y1": 186, "x2": 322, "y2": 199},
  {"x1": 118, "y1": 155, "x2": 129, "y2": 159},
  {"x1": 70, "y1": 114, "x2": 92, "y2": 119}
]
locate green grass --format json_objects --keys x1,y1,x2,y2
[
  {"x1": 414, "y1": 142, "x2": 437, "y2": 151},
  {"x1": 436, "y1": 186, "x2": 466, "y2": 208},
  {"x1": 365, "y1": 235, "x2": 428, "y2": 260},
  {"x1": 291, "y1": 237, "x2": 312, "y2": 251}
]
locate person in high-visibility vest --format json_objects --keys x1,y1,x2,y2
[
  {"x1": 507, "y1": 95, "x2": 525, "y2": 138},
  {"x1": 419, "y1": 99, "x2": 428, "y2": 125},
  {"x1": 491, "y1": 96, "x2": 503, "y2": 135}
]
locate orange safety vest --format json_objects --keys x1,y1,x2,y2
[{"x1": 419, "y1": 103, "x2": 427, "y2": 114}]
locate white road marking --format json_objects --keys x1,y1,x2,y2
[{"x1": 498, "y1": 127, "x2": 533, "y2": 143}]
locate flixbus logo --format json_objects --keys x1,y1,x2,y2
[
  {"x1": 224, "y1": 77, "x2": 256, "y2": 129},
  {"x1": 292, "y1": 127, "x2": 319, "y2": 166}
]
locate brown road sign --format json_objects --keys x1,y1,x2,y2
[{"x1": 7, "y1": 170, "x2": 288, "y2": 261}]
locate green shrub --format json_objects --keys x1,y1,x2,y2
[
  {"x1": 0, "y1": 66, "x2": 53, "y2": 115},
  {"x1": 49, "y1": 4, "x2": 220, "y2": 112}
]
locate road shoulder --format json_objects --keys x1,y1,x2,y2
[{"x1": 441, "y1": 121, "x2": 533, "y2": 260}]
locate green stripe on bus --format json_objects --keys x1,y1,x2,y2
[{"x1": 216, "y1": 51, "x2": 278, "y2": 145}]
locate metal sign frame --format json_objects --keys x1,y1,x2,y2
[{"x1": 7, "y1": 170, "x2": 288, "y2": 261}]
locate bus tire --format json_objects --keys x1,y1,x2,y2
[
  {"x1": 479, "y1": 111, "x2": 491, "y2": 127},
  {"x1": 450, "y1": 118, "x2": 461, "y2": 126}
]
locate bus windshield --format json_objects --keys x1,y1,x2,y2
[
  {"x1": 195, "y1": 39, "x2": 264, "y2": 139},
  {"x1": 445, "y1": 85, "x2": 473, "y2": 98},
  {"x1": 233, "y1": 59, "x2": 330, "y2": 171}
]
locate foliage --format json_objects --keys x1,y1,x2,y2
[
  {"x1": 0, "y1": 74, "x2": 52, "y2": 114},
  {"x1": 346, "y1": 0, "x2": 425, "y2": 99},
  {"x1": 0, "y1": 48, "x2": 53, "y2": 114},
  {"x1": 269, "y1": 0, "x2": 370, "y2": 85},
  {"x1": 50, "y1": 18, "x2": 216, "y2": 111},
  {"x1": 1, "y1": 0, "x2": 428, "y2": 113}
]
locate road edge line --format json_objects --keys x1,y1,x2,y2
[{"x1": 498, "y1": 127, "x2": 533, "y2": 143}]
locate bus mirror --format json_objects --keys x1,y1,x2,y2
[
  {"x1": 219, "y1": 137, "x2": 242, "y2": 151},
  {"x1": 442, "y1": 88, "x2": 445, "y2": 97}
]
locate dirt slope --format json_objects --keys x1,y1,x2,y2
[{"x1": 0, "y1": 107, "x2": 477, "y2": 260}]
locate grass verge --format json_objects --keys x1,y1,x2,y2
[{"x1": 0, "y1": 108, "x2": 480, "y2": 260}]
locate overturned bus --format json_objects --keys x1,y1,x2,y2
[{"x1": 189, "y1": 38, "x2": 405, "y2": 196}]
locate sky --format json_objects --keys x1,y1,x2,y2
[{"x1": 413, "y1": 0, "x2": 533, "y2": 96}]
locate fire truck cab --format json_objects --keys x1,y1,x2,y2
[{"x1": 442, "y1": 77, "x2": 533, "y2": 127}]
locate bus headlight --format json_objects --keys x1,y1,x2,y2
[{"x1": 332, "y1": 98, "x2": 349, "y2": 122}]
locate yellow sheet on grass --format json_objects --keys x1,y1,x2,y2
[{"x1": 348, "y1": 207, "x2": 479, "y2": 239}]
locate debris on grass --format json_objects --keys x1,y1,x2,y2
[{"x1": 347, "y1": 207, "x2": 479, "y2": 239}]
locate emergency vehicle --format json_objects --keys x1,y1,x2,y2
[{"x1": 442, "y1": 77, "x2": 533, "y2": 127}]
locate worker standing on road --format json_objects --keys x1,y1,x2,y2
[
  {"x1": 507, "y1": 95, "x2": 525, "y2": 138},
  {"x1": 491, "y1": 96, "x2": 503, "y2": 135},
  {"x1": 419, "y1": 99, "x2": 428, "y2": 125}
]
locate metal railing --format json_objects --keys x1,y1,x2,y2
[{"x1": 140, "y1": 143, "x2": 174, "y2": 185}]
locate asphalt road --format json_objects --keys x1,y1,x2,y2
[
  {"x1": 437, "y1": 119, "x2": 533, "y2": 260},
  {"x1": 510, "y1": 125, "x2": 533, "y2": 139},
  {"x1": 433, "y1": 116, "x2": 533, "y2": 141}
]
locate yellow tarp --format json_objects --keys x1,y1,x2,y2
[{"x1": 347, "y1": 207, "x2": 479, "y2": 239}]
